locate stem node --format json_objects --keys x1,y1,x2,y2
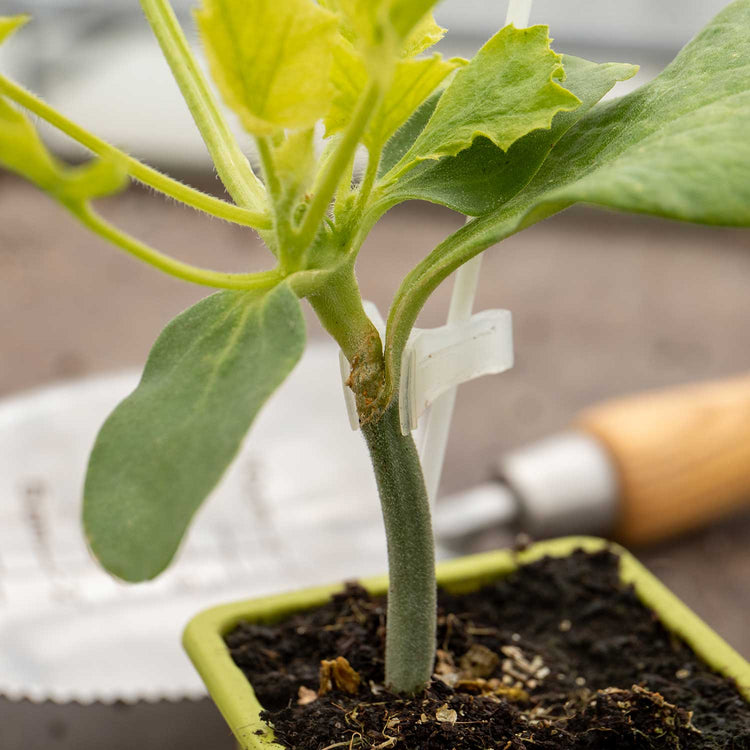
[{"x1": 345, "y1": 331, "x2": 386, "y2": 426}]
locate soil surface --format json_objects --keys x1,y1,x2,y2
[{"x1": 227, "y1": 550, "x2": 750, "y2": 749}]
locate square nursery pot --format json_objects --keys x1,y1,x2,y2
[{"x1": 183, "y1": 536, "x2": 750, "y2": 749}]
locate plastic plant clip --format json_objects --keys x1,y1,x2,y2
[
  {"x1": 399, "y1": 309, "x2": 514, "y2": 434},
  {"x1": 342, "y1": 0, "x2": 528, "y2": 482},
  {"x1": 506, "y1": 0, "x2": 533, "y2": 27},
  {"x1": 338, "y1": 303, "x2": 514, "y2": 434},
  {"x1": 413, "y1": 0, "x2": 533, "y2": 502}
]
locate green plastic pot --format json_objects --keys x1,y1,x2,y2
[{"x1": 183, "y1": 536, "x2": 750, "y2": 749}]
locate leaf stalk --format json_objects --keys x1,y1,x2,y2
[
  {"x1": 0, "y1": 74, "x2": 271, "y2": 229},
  {"x1": 256, "y1": 135, "x2": 295, "y2": 266},
  {"x1": 294, "y1": 83, "x2": 381, "y2": 253},
  {"x1": 138, "y1": 0, "x2": 266, "y2": 210},
  {"x1": 72, "y1": 203, "x2": 282, "y2": 290}
]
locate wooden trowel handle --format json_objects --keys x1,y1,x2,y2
[{"x1": 577, "y1": 373, "x2": 750, "y2": 546}]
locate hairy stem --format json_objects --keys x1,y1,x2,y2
[
  {"x1": 255, "y1": 136, "x2": 282, "y2": 204},
  {"x1": 139, "y1": 0, "x2": 266, "y2": 210},
  {"x1": 294, "y1": 83, "x2": 381, "y2": 253},
  {"x1": 0, "y1": 75, "x2": 270, "y2": 229},
  {"x1": 256, "y1": 136, "x2": 295, "y2": 263},
  {"x1": 309, "y1": 267, "x2": 436, "y2": 694},
  {"x1": 306, "y1": 264, "x2": 377, "y2": 362},
  {"x1": 72, "y1": 203, "x2": 282, "y2": 290},
  {"x1": 361, "y1": 402, "x2": 436, "y2": 694}
]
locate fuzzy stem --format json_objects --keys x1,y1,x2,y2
[
  {"x1": 361, "y1": 402, "x2": 436, "y2": 694},
  {"x1": 256, "y1": 135, "x2": 296, "y2": 265},
  {"x1": 139, "y1": 0, "x2": 266, "y2": 210},
  {"x1": 72, "y1": 203, "x2": 282, "y2": 290},
  {"x1": 255, "y1": 136, "x2": 283, "y2": 204},
  {"x1": 293, "y1": 83, "x2": 380, "y2": 253},
  {"x1": 0, "y1": 75, "x2": 270, "y2": 229},
  {"x1": 307, "y1": 264, "x2": 376, "y2": 362},
  {"x1": 309, "y1": 266, "x2": 436, "y2": 694}
]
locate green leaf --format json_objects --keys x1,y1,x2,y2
[
  {"x1": 0, "y1": 14, "x2": 29, "y2": 43},
  {"x1": 195, "y1": 0, "x2": 338, "y2": 135},
  {"x1": 393, "y1": 25, "x2": 581, "y2": 173},
  {"x1": 83, "y1": 284, "x2": 306, "y2": 581},
  {"x1": 0, "y1": 97, "x2": 127, "y2": 204},
  {"x1": 380, "y1": 56, "x2": 638, "y2": 215},
  {"x1": 378, "y1": 90, "x2": 440, "y2": 177},
  {"x1": 383, "y1": 0, "x2": 750, "y2": 408},
  {"x1": 274, "y1": 127, "x2": 316, "y2": 194}
]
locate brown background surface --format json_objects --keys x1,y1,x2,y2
[{"x1": 1, "y1": 173, "x2": 749, "y2": 746}]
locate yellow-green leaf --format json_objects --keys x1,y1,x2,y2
[
  {"x1": 324, "y1": 38, "x2": 459, "y2": 150},
  {"x1": 331, "y1": 0, "x2": 381, "y2": 48},
  {"x1": 368, "y1": 55, "x2": 462, "y2": 149},
  {"x1": 401, "y1": 13, "x2": 445, "y2": 58},
  {"x1": 0, "y1": 97, "x2": 127, "y2": 205},
  {"x1": 389, "y1": 0, "x2": 441, "y2": 42},
  {"x1": 323, "y1": 0, "x2": 440, "y2": 54},
  {"x1": 0, "y1": 14, "x2": 29, "y2": 44},
  {"x1": 62, "y1": 158, "x2": 130, "y2": 204},
  {"x1": 274, "y1": 127, "x2": 316, "y2": 193},
  {"x1": 396, "y1": 25, "x2": 581, "y2": 170},
  {"x1": 195, "y1": 0, "x2": 338, "y2": 135},
  {"x1": 0, "y1": 12, "x2": 126, "y2": 205},
  {"x1": 323, "y1": 37, "x2": 368, "y2": 138}
]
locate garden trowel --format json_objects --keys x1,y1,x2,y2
[{"x1": 434, "y1": 372, "x2": 750, "y2": 549}]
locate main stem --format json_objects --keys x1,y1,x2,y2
[
  {"x1": 310, "y1": 267, "x2": 436, "y2": 694},
  {"x1": 361, "y1": 403, "x2": 436, "y2": 694}
]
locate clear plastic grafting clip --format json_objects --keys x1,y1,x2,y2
[{"x1": 339, "y1": 302, "x2": 514, "y2": 435}]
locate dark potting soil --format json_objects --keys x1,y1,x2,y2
[{"x1": 226, "y1": 549, "x2": 750, "y2": 749}]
